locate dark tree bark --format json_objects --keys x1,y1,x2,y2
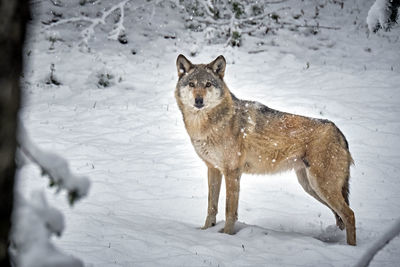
[{"x1": 0, "y1": 0, "x2": 29, "y2": 266}]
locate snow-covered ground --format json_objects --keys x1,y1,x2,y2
[{"x1": 18, "y1": 0, "x2": 400, "y2": 266}]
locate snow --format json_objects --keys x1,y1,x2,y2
[
  {"x1": 355, "y1": 218, "x2": 400, "y2": 267},
  {"x1": 18, "y1": 0, "x2": 400, "y2": 266}
]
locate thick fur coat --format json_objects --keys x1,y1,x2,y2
[{"x1": 175, "y1": 54, "x2": 356, "y2": 245}]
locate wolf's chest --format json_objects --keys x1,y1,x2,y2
[
  {"x1": 192, "y1": 138, "x2": 222, "y2": 165},
  {"x1": 191, "y1": 133, "x2": 240, "y2": 170}
]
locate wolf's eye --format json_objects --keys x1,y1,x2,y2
[
  {"x1": 189, "y1": 82, "x2": 195, "y2": 87},
  {"x1": 205, "y1": 82, "x2": 212, "y2": 88}
]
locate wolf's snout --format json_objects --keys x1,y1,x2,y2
[{"x1": 194, "y1": 97, "x2": 204, "y2": 108}]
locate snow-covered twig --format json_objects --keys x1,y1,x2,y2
[
  {"x1": 200, "y1": 0, "x2": 215, "y2": 19},
  {"x1": 108, "y1": 0, "x2": 130, "y2": 41},
  {"x1": 224, "y1": 10, "x2": 236, "y2": 47},
  {"x1": 11, "y1": 124, "x2": 90, "y2": 265},
  {"x1": 44, "y1": 0, "x2": 132, "y2": 47},
  {"x1": 354, "y1": 218, "x2": 400, "y2": 267},
  {"x1": 194, "y1": 14, "x2": 267, "y2": 26},
  {"x1": 11, "y1": 192, "x2": 84, "y2": 267},
  {"x1": 191, "y1": 17, "x2": 230, "y2": 25},
  {"x1": 17, "y1": 125, "x2": 90, "y2": 205},
  {"x1": 281, "y1": 21, "x2": 341, "y2": 30},
  {"x1": 367, "y1": 0, "x2": 400, "y2": 32}
]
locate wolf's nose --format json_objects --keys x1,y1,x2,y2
[{"x1": 195, "y1": 97, "x2": 204, "y2": 108}]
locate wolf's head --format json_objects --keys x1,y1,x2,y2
[{"x1": 175, "y1": 55, "x2": 227, "y2": 111}]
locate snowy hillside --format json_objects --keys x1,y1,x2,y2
[{"x1": 19, "y1": 0, "x2": 400, "y2": 266}]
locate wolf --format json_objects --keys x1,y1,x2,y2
[{"x1": 175, "y1": 54, "x2": 356, "y2": 245}]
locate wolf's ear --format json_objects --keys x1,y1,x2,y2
[
  {"x1": 208, "y1": 55, "x2": 226, "y2": 79},
  {"x1": 176, "y1": 54, "x2": 193, "y2": 78}
]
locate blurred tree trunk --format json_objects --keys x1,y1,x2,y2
[{"x1": 0, "y1": 0, "x2": 29, "y2": 266}]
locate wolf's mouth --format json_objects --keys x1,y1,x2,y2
[{"x1": 194, "y1": 103, "x2": 204, "y2": 109}]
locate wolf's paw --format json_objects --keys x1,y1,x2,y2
[
  {"x1": 218, "y1": 227, "x2": 235, "y2": 235},
  {"x1": 201, "y1": 223, "x2": 215, "y2": 230},
  {"x1": 201, "y1": 216, "x2": 216, "y2": 230},
  {"x1": 336, "y1": 217, "x2": 345, "y2": 230},
  {"x1": 220, "y1": 221, "x2": 235, "y2": 235}
]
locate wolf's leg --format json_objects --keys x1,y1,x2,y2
[
  {"x1": 201, "y1": 166, "x2": 222, "y2": 230},
  {"x1": 221, "y1": 168, "x2": 241, "y2": 234},
  {"x1": 306, "y1": 122, "x2": 355, "y2": 245},
  {"x1": 316, "y1": 186, "x2": 356, "y2": 245},
  {"x1": 296, "y1": 168, "x2": 345, "y2": 230},
  {"x1": 308, "y1": 169, "x2": 356, "y2": 245}
]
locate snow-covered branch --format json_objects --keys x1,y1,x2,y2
[
  {"x1": 182, "y1": 1, "x2": 340, "y2": 47},
  {"x1": 44, "y1": 0, "x2": 132, "y2": 47},
  {"x1": 108, "y1": 0, "x2": 130, "y2": 42},
  {"x1": 354, "y1": 218, "x2": 400, "y2": 267},
  {"x1": 367, "y1": 0, "x2": 400, "y2": 32},
  {"x1": 224, "y1": 9, "x2": 237, "y2": 47},
  {"x1": 11, "y1": 192, "x2": 83, "y2": 267},
  {"x1": 200, "y1": 0, "x2": 216, "y2": 19},
  {"x1": 17, "y1": 125, "x2": 90, "y2": 205},
  {"x1": 11, "y1": 124, "x2": 91, "y2": 266}
]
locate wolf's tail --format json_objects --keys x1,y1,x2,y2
[{"x1": 335, "y1": 124, "x2": 353, "y2": 205}]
